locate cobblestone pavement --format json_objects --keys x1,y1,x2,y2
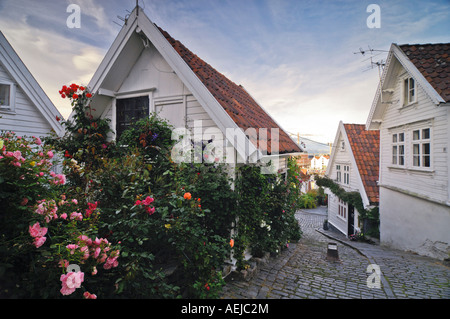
[{"x1": 220, "y1": 208, "x2": 450, "y2": 299}]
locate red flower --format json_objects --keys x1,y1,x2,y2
[
  {"x1": 86, "y1": 93, "x2": 92, "y2": 98},
  {"x1": 183, "y1": 192, "x2": 192, "y2": 200},
  {"x1": 72, "y1": 94, "x2": 79, "y2": 99}
]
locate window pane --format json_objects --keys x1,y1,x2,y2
[
  {"x1": 399, "y1": 145, "x2": 404, "y2": 155},
  {"x1": 422, "y1": 143, "x2": 430, "y2": 155},
  {"x1": 423, "y1": 155, "x2": 430, "y2": 167},
  {"x1": 0, "y1": 84, "x2": 10, "y2": 106},
  {"x1": 404, "y1": 79, "x2": 408, "y2": 104},
  {"x1": 392, "y1": 134, "x2": 397, "y2": 143},
  {"x1": 399, "y1": 133, "x2": 404, "y2": 142},
  {"x1": 423, "y1": 143, "x2": 430, "y2": 167},
  {"x1": 392, "y1": 146, "x2": 397, "y2": 164},
  {"x1": 422, "y1": 128, "x2": 430, "y2": 139},
  {"x1": 116, "y1": 96, "x2": 149, "y2": 139},
  {"x1": 399, "y1": 155, "x2": 404, "y2": 166},
  {"x1": 413, "y1": 144, "x2": 420, "y2": 155},
  {"x1": 413, "y1": 130, "x2": 420, "y2": 140}
]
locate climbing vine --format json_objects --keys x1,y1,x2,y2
[{"x1": 314, "y1": 175, "x2": 379, "y2": 221}]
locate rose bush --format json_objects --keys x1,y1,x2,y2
[
  {"x1": 0, "y1": 132, "x2": 120, "y2": 298},
  {"x1": 2, "y1": 83, "x2": 302, "y2": 298}
]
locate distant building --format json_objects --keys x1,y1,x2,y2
[{"x1": 310, "y1": 155, "x2": 329, "y2": 170}]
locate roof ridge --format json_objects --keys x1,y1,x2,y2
[{"x1": 155, "y1": 24, "x2": 302, "y2": 154}]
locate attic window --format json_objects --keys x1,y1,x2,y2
[
  {"x1": 403, "y1": 77, "x2": 416, "y2": 105},
  {"x1": 0, "y1": 83, "x2": 15, "y2": 111},
  {"x1": 116, "y1": 96, "x2": 149, "y2": 139}
]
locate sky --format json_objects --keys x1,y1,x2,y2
[{"x1": 0, "y1": 0, "x2": 449, "y2": 145}]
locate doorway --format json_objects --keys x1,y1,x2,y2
[{"x1": 348, "y1": 204, "x2": 355, "y2": 236}]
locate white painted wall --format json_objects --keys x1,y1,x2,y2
[
  {"x1": 0, "y1": 62, "x2": 53, "y2": 138},
  {"x1": 378, "y1": 61, "x2": 450, "y2": 259},
  {"x1": 379, "y1": 66, "x2": 449, "y2": 204},
  {"x1": 326, "y1": 130, "x2": 361, "y2": 236},
  {"x1": 380, "y1": 187, "x2": 450, "y2": 260}
]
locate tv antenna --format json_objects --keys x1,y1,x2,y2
[{"x1": 113, "y1": 0, "x2": 145, "y2": 27}]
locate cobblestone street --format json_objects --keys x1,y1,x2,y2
[{"x1": 220, "y1": 208, "x2": 450, "y2": 299}]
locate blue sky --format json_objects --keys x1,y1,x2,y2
[{"x1": 0, "y1": 0, "x2": 449, "y2": 144}]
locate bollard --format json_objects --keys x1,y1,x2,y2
[{"x1": 326, "y1": 242, "x2": 339, "y2": 261}]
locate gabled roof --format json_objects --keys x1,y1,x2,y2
[
  {"x1": 326, "y1": 121, "x2": 379, "y2": 206},
  {"x1": 343, "y1": 124, "x2": 379, "y2": 205},
  {"x1": 158, "y1": 27, "x2": 301, "y2": 155},
  {"x1": 84, "y1": 6, "x2": 302, "y2": 160},
  {"x1": 0, "y1": 31, "x2": 64, "y2": 136},
  {"x1": 366, "y1": 42, "x2": 449, "y2": 130},
  {"x1": 399, "y1": 43, "x2": 450, "y2": 102}
]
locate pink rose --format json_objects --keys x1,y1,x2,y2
[
  {"x1": 47, "y1": 151, "x2": 54, "y2": 159},
  {"x1": 34, "y1": 236, "x2": 46, "y2": 248},
  {"x1": 29, "y1": 222, "x2": 47, "y2": 238},
  {"x1": 83, "y1": 291, "x2": 97, "y2": 299},
  {"x1": 60, "y1": 272, "x2": 84, "y2": 295}
]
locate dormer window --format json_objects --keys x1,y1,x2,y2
[{"x1": 403, "y1": 77, "x2": 416, "y2": 105}]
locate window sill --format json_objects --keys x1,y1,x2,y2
[
  {"x1": 0, "y1": 108, "x2": 16, "y2": 114},
  {"x1": 387, "y1": 165, "x2": 434, "y2": 174},
  {"x1": 398, "y1": 101, "x2": 417, "y2": 110}
]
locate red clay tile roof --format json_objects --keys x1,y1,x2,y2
[
  {"x1": 399, "y1": 43, "x2": 450, "y2": 103},
  {"x1": 344, "y1": 124, "x2": 380, "y2": 204},
  {"x1": 157, "y1": 26, "x2": 302, "y2": 155}
]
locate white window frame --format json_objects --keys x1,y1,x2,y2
[
  {"x1": 343, "y1": 165, "x2": 350, "y2": 185},
  {"x1": 411, "y1": 127, "x2": 431, "y2": 169},
  {"x1": 338, "y1": 198, "x2": 347, "y2": 220},
  {"x1": 0, "y1": 82, "x2": 16, "y2": 112},
  {"x1": 336, "y1": 164, "x2": 341, "y2": 183},
  {"x1": 403, "y1": 76, "x2": 417, "y2": 106},
  {"x1": 392, "y1": 132, "x2": 405, "y2": 166}
]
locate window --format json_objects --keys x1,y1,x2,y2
[
  {"x1": 343, "y1": 165, "x2": 350, "y2": 184},
  {"x1": 338, "y1": 199, "x2": 347, "y2": 219},
  {"x1": 336, "y1": 165, "x2": 341, "y2": 182},
  {"x1": 116, "y1": 96, "x2": 149, "y2": 139},
  {"x1": 403, "y1": 77, "x2": 416, "y2": 105},
  {"x1": 412, "y1": 128, "x2": 431, "y2": 168},
  {"x1": 0, "y1": 83, "x2": 15, "y2": 110},
  {"x1": 392, "y1": 132, "x2": 405, "y2": 166}
]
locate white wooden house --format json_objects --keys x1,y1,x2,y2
[
  {"x1": 325, "y1": 121, "x2": 379, "y2": 237},
  {"x1": 70, "y1": 6, "x2": 302, "y2": 173},
  {"x1": 366, "y1": 43, "x2": 450, "y2": 260},
  {"x1": 310, "y1": 155, "x2": 329, "y2": 170},
  {"x1": 0, "y1": 31, "x2": 64, "y2": 138}
]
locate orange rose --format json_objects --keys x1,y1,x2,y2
[{"x1": 183, "y1": 192, "x2": 192, "y2": 200}]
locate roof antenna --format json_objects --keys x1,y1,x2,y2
[{"x1": 136, "y1": 0, "x2": 139, "y2": 16}]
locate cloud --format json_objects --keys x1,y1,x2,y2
[{"x1": 0, "y1": 17, "x2": 104, "y2": 118}]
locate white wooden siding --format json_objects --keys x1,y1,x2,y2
[
  {"x1": 0, "y1": 63, "x2": 52, "y2": 137},
  {"x1": 379, "y1": 64, "x2": 449, "y2": 204}
]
